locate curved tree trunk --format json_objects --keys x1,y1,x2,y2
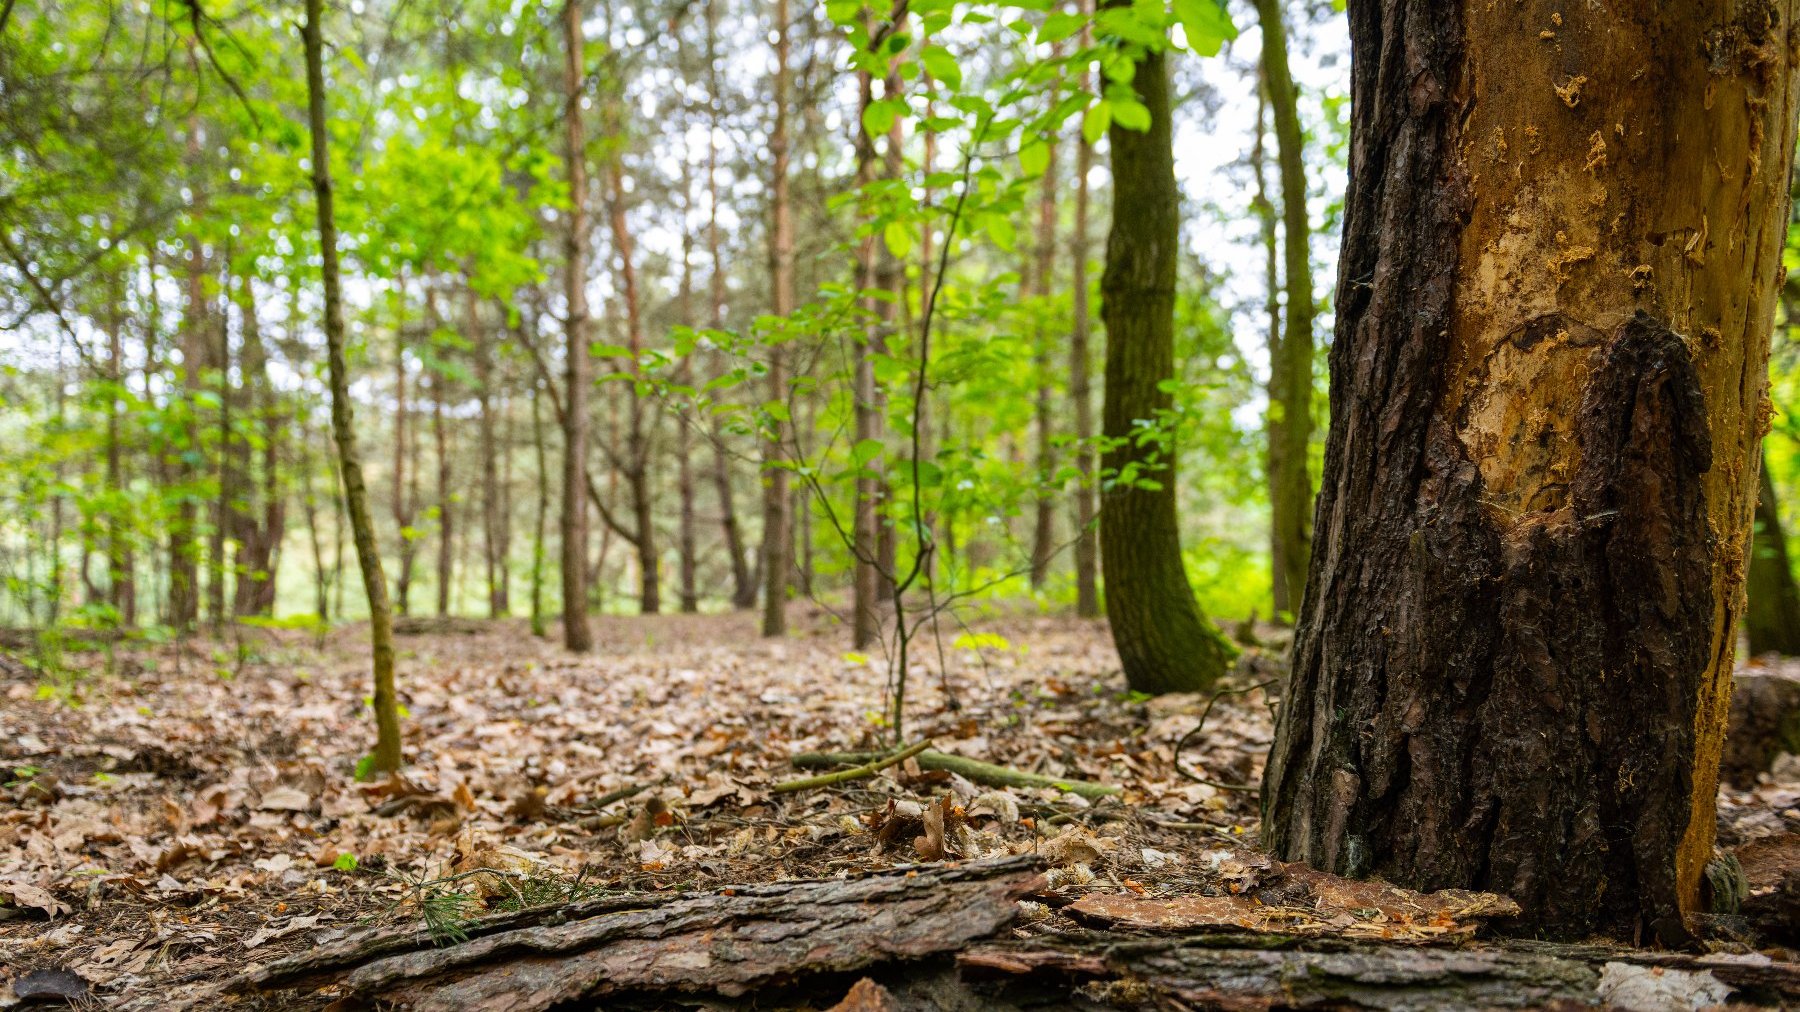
[
  {"x1": 1264, "y1": 0, "x2": 1800, "y2": 939},
  {"x1": 1749, "y1": 452, "x2": 1800, "y2": 656},
  {"x1": 1098, "y1": 45, "x2": 1233, "y2": 695},
  {"x1": 1256, "y1": 0, "x2": 1314, "y2": 621},
  {"x1": 304, "y1": 0, "x2": 403, "y2": 774}
]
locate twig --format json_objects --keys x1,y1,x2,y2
[
  {"x1": 791, "y1": 748, "x2": 1120, "y2": 801},
  {"x1": 771, "y1": 740, "x2": 933, "y2": 794},
  {"x1": 1174, "y1": 679, "x2": 1278, "y2": 792}
]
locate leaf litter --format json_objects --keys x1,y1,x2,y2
[{"x1": 0, "y1": 610, "x2": 1791, "y2": 1008}]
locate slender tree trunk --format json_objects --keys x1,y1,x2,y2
[
  {"x1": 677, "y1": 173, "x2": 700, "y2": 615},
  {"x1": 760, "y1": 0, "x2": 795, "y2": 637},
  {"x1": 391, "y1": 290, "x2": 416, "y2": 617},
  {"x1": 1069, "y1": 0, "x2": 1099, "y2": 620},
  {"x1": 604, "y1": 157, "x2": 660, "y2": 616},
  {"x1": 560, "y1": 0, "x2": 594, "y2": 652},
  {"x1": 1263, "y1": 0, "x2": 1800, "y2": 939},
  {"x1": 1749, "y1": 452, "x2": 1800, "y2": 656},
  {"x1": 471, "y1": 289, "x2": 505, "y2": 617},
  {"x1": 304, "y1": 0, "x2": 403, "y2": 774},
  {"x1": 1252, "y1": 63, "x2": 1283, "y2": 620},
  {"x1": 169, "y1": 132, "x2": 205, "y2": 631},
  {"x1": 704, "y1": 2, "x2": 756, "y2": 612},
  {"x1": 430, "y1": 313, "x2": 454, "y2": 618},
  {"x1": 1029, "y1": 91, "x2": 1061, "y2": 591},
  {"x1": 850, "y1": 59, "x2": 883, "y2": 649},
  {"x1": 208, "y1": 272, "x2": 231, "y2": 630},
  {"x1": 873, "y1": 66, "x2": 904, "y2": 605},
  {"x1": 106, "y1": 276, "x2": 135, "y2": 625},
  {"x1": 1257, "y1": 0, "x2": 1315, "y2": 620},
  {"x1": 1099, "y1": 43, "x2": 1233, "y2": 695},
  {"x1": 531, "y1": 378, "x2": 551, "y2": 637},
  {"x1": 232, "y1": 272, "x2": 283, "y2": 617}
]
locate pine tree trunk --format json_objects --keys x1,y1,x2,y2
[
  {"x1": 1257, "y1": 0, "x2": 1315, "y2": 621},
  {"x1": 1749, "y1": 452, "x2": 1800, "y2": 656},
  {"x1": 560, "y1": 0, "x2": 594, "y2": 652},
  {"x1": 304, "y1": 0, "x2": 402, "y2": 774},
  {"x1": 1263, "y1": 0, "x2": 1800, "y2": 939},
  {"x1": 1069, "y1": 0, "x2": 1099, "y2": 620},
  {"x1": 759, "y1": 0, "x2": 795, "y2": 638},
  {"x1": 1098, "y1": 44, "x2": 1233, "y2": 695}
]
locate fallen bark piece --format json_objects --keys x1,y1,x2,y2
[
  {"x1": 789, "y1": 748, "x2": 1121, "y2": 800},
  {"x1": 827, "y1": 977, "x2": 902, "y2": 1011},
  {"x1": 960, "y1": 937, "x2": 1601, "y2": 1010},
  {"x1": 242, "y1": 856, "x2": 1043, "y2": 1011},
  {"x1": 1067, "y1": 862, "x2": 1519, "y2": 942}
]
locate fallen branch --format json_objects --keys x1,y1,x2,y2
[
  {"x1": 790, "y1": 748, "x2": 1120, "y2": 801},
  {"x1": 773, "y1": 739, "x2": 933, "y2": 793}
]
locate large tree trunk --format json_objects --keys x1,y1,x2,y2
[
  {"x1": 1257, "y1": 0, "x2": 1315, "y2": 621},
  {"x1": 1098, "y1": 45, "x2": 1232, "y2": 695},
  {"x1": 759, "y1": 0, "x2": 795, "y2": 638},
  {"x1": 559, "y1": 0, "x2": 594, "y2": 652},
  {"x1": 1749, "y1": 452, "x2": 1800, "y2": 656},
  {"x1": 1069, "y1": 0, "x2": 1099, "y2": 621},
  {"x1": 1264, "y1": 0, "x2": 1800, "y2": 939},
  {"x1": 304, "y1": 0, "x2": 403, "y2": 774}
]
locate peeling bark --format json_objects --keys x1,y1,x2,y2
[{"x1": 1264, "y1": 0, "x2": 1800, "y2": 938}]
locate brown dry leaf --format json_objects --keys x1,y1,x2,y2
[
  {"x1": 622, "y1": 797, "x2": 668, "y2": 843},
  {"x1": 0, "y1": 879, "x2": 70, "y2": 918},
  {"x1": 453, "y1": 780, "x2": 479, "y2": 812},
  {"x1": 828, "y1": 977, "x2": 902, "y2": 1011},
  {"x1": 505, "y1": 784, "x2": 547, "y2": 822},
  {"x1": 257, "y1": 786, "x2": 314, "y2": 813}
]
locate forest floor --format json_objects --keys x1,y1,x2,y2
[{"x1": 4, "y1": 608, "x2": 1800, "y2": 1009}]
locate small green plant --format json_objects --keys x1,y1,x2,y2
[{"x1": 332, "y1": 852, "x2": 359, "y2": 872}]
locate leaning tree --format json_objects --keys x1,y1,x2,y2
[{"x1": 1263, "y1": 0, "x2": 1800, "y2": 940}]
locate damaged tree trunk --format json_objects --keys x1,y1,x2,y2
[
  {"x1": 241, "y1": 858, "x2": 1042, "y2": 1011},
  {"x1": 1264, "y1": 0, "x2": 1800, "y2": 939}
]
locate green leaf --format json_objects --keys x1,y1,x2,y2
[
  {"x1": 920, "y1": 44, "x2": 962, "y2": 90},
  {"x1": 1019, "y1": 140, "x2": 1050, "y2": 176},
  {"x1": 1081, "y1": 101, "x2": 1112, "y2": 144},
  {"x1": 333, "y1": 852, "x2": 360, "y2": 872},
  {"x1": 851, "y1": 438, "x2": 884, "y2": 464},
  {"x1": 353, "y1": 754, "x2": 378, "y2": 782},
  {"x1": 1111, "y1": 98, "x2": 1151, "y2": 131},
  {"x1": 883, "y1": 220, "x2": 915, "y2": 258},
  {"x1": 988, "y1": 215, "x2": 1018, "y2": 252},
  {"x1": 1172, "y1": 0, "x2": 1237, "y2": 57},
  {"x1": 862, "y1": 98, "x2": 902, "y2": 137}
]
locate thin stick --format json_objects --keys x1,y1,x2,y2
[
  {"x1": 1174, "y1": 679, "x2": 1278, "y2": 792},
  {"x1": 771, "y1": 740, "x2": 933, "y2": 794}
]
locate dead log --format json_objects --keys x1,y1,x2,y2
[{"x1": 240, "y1": 856, "x2": 1044, "y2": 1011}]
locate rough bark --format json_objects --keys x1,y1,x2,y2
[
  {"x1": 1257, "y1": 0, "x2": 1315, "y2": 620},
  {"x1": 242, "y1": 858, "x2": 1042, "y2": 1011},
  {"x1": 303, "y1": 0, "x2": 402, "y2": 773},
  {"x1": 1098, "y1": 45, "x2": 1233, "y2": 695},
  {"x1": 559, "y1": 0, "x2": 594, "y2": 652},
  {"x1": 1069, "y1": 0, "x2": 1099, "y2": 620},
  {"x1": 1264, "y1": 0, "x2": 1800, "y2": 939},
  {"x1": 760, "y1": 0, "x2": 795, "y2": 638},
  {"x1": 1749, "y1": 452, "x2": 1800, "y2": 654}
]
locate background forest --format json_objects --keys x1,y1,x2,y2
[{"x1": 0, "y1": 0, "x2": 1345, "y2": 651}]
